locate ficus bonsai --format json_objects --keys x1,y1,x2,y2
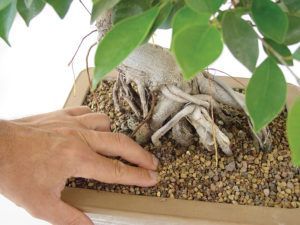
[{"x1": 1, "y1": 0, "x2": 300, "y2": 166}]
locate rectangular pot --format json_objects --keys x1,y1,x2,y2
[{"x1": 62, "y1": 69, "x2": 300, "y2": 225}]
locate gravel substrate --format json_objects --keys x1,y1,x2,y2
[{"x1": 66, "y1": 80, "x2": 300, "y2": 208}]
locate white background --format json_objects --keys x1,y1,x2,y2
[{"x1": 0, "y1": 1, "x2": 299, "y2": 224}]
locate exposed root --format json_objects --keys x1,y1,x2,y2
[
  {"x1": 112, "y1": 74, "x2": 121, "y2": 111},
  {"x1": 162, "y1": 85, "x2": 210, "y2": 108},
  {"x1": 136, "y1": 81, "x2": 148, "y2": 118},
  {"x1": 152, "y1": 105, "x2": 196, "y2": 146},
  {"x1": 104, "y1": 43, "x2": 272, "y2": 156},
  {"x1": 172, "y1": 119, "x2": 194, "y2": 147},
  {"x1": 131, "y1": 92, "x2": 157, "y2": 138}
]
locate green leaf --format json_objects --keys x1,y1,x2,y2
[
  {"x1": 283, "y1": 0, "x2": 300, "y2": 15},
  {"x1": 284, "y1": 14, "x2": 300, "y2": 45},
  {"x1": 173, "y1": 24, "x2": 223, "y2": 79},
  {"x1": 222, "y1": 12, "x2": 258, "y2": 72},
  {"x1": 149, "y1": 1, "x2": 172, "y2": 33},
  {"x1": 24, "y1": 0, "x2": 34, "y2": 8},
  {"x1": 172, "y1": 6, "x2": 210, "y2": 37},
  {"x1": 185, "y1": 0, "x2": 224, "y2": 14},
  {"x1": 293, "y1": 46, "x2": 300, "y2": 61},
  {"x1": 91, "y1": 0, "x2": 120, "y2": 24},
  {"x1": 159, "y1": 0, "x2": 185, "y2": 29},
  {"x1": 46, "y1": 0, "x2": 72, "y2": 19},
  {"x1": 112, "y1": 0, "x2": 151, "y2": 24},
  {"x1": 287, "y1": 99, "x2": 300, "y2": 167},
  {"x1": 246, "y1": 57, "x2": 287, "y2": 132},
  {"x1": 251, "y1": 0, "x2": 288, "y2": 43},
  {"x1": 93, "y1": 7, "x2": 159, "y2": 88},
  {"x1": 0, "y1": 0, "x2": 11, "y2": 10},
  {"x1": 144, "y1": 1, "x2": 173, "y2": 42},
  {"x1": 17, "y1": 0, "x2": 45, "y2": 26},
  {"x1": 263, "y1": 38, "x2": 293, "y2": 66},
  {"x1": 0, "y1": 1, "x2": 16, "y2": 45}
]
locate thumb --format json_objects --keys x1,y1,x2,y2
[{"x1": 44, "y1": 198, "x2": 93, "y2": 225}]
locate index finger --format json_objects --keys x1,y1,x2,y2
[{"x1": 79, "y1": 130, "x2": 159, "y2": 171}]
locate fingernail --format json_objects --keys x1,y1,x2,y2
[
  {"x1": 148, "y1": 170, "x2": 158, "y2": 182},
  {"x1": 152, "y1": 155, "x2": 159, "y2": 169}
]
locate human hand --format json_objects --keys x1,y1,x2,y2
[{"x1": 0, "y1": 107, "x2": 159, "y2": 225}]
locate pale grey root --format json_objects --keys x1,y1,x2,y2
[{"x1": 96, "y1": 12, "x2": 272, "y2": 156}]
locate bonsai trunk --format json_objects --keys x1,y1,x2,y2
[{"x1": 96, "y1": 13, "x2": 272, "y2": 156}]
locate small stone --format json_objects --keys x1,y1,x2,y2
[
  {"x1": 225, "y1": 161, "x2": 236, "y2": 172},
  {"x1": 156, "y1": 191, "x2": 161, "y2": 197},
  {"x1": 180, "y1": 173, "x2": 188, "y2": 179},
  {"x1": 218, "y1": 120, "x2": 224, "y2": 125},
  {"x1": 205, "y1": 161, "x2": 211, "y2": 167},
  {"x1": 285, "y1": 188, "x2": 292, "y2": 194},
  {"x1": 237, "y1": 130, "x2": 246, "y2": 138},
  {"x1": 278, "y1": 156, "x2": 284, "y2": 161},
  {"x1": 263, "y1": 189, "x2": 270, "y2": 197}
]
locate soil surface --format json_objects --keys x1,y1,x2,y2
[{"x1": 66, "y1": 80, "x2": 300, "y2": 208}]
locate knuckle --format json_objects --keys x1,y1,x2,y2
[
  {"x1": 112, "y1": 160, "x2": 126, "y2": 180},
  {"x1": 114, "y1": 133, "x2": 127, "y2": 146},
  {"x1": 59, "y1": 127, "x2": 78, "y2": 137}
]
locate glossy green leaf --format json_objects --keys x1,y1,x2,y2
[
  {"x1": 46, "y1": 0, "x2": 72, "y2": 19},
  {"x1": 93, "y1": 7, "x2": 159, "y2": 88},
  {"x1": 24, "y1": 0, "x2": 34, "y2": 8},
  {"x1": 172, "y1": 6, "x2": 210, "y2": 37},
  {"x1": 144, "y1": 1, "x2": 173, "y2": 41},
  {"x1": 222, "y1": 12, "x2": 258, "y2": 72},
  {"x1": 0, "y1": 0, "x2": 11, "y2": 10},
  {"x1": 294, "y1": 46, "x2": 300, "y2": 61},
  {"x1": 251, "y1": 0, "x2": 288, "y2": 43},
  {"x1": 0, "y1": 1, "x2": 16, "y2": 45},
  {"x1": 112, "y1": 0, "x2": 151, "y2": 24},
  {"x1": 17, "y1": 0, "x2": 45, "y2": 26},
  {"x1": 287, "y1": 99, "x2": 300, "y2": 167},
  {"x1": 149, "y1": 1, "x2": 172, "y2": 32},
  {"x1": 91, "y1": 0, "x2": 120, "y2": 24},
  {"x1": 159, "y1": 0, "x2": 185, "y2": 29},
  {"x1": 284, "y1": 14, "x2": 300, "y2": 45},
  {"x1": 263, "y1": 38, "x2": 293, "y2": 66},
  {"x1": 246, "y1": 57, "x2": 287, "y2": 132},
  {"x1": 185, "y1": 0, "x2": 224, "y2": 14},
  {"x1": 173, "y1": 24, "x2": 223, "y2": 79},
  {"x1": 283, "y1": 0, "x2": 300, "y2": 14}
]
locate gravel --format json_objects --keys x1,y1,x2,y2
[{"x1": 66, "y1": 80, "x2": 300, "y2": 209}]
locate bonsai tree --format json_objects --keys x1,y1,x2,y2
[{"x1": 1, "y1": 0, "x2": 300, "y2": 165}]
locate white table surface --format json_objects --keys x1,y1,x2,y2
[{"x1": 0, "y1": 2, "x2": 299, "y2": 224}]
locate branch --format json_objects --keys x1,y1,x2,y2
[{"x1": 67, "y1": 29, "x2": 97, "y2": 66}]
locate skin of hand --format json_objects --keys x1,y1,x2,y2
[{"x1": 0, "y1": 106, "x2": 159, "y2": 225}]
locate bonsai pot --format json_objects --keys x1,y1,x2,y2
[{"x1": 62, "y1": 68, "x2": 299, "y2": 225}]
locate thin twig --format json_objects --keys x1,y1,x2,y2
[
  {"x1": 67, "y1": 29, "x2": 97, "y2": 66},
  {"x1": 79, "y1": 0, "x2": 91, "y2": 15},
  {"x1": 131, "y1": 92, "x2": 157, "y2": 137},
  {"x1": 208, "y1": 72, "x2": 219, "y2": 168},
  {"x1": 259, "y1": 37, "x2": 300, "y2": 85},
  {"x1": 207, "y1": 68, "x2": 246, "y2": 88},
  {"x1": 71, "y1": 62, "x2": 76, "y2": 96},
  {"x1": 86, "y1": 42, "x2": 98, "y2": 89}
]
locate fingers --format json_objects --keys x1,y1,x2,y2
[
  {"x1": 39, "y1": 198, "x2": 93, "y2": 225},
  {"x1": 76, "y1": 113, "x2": 111, "y2": 131},
  {"x1": 80, "y1": 131, "x2": 159, "y2": 171},
  {"x1": 65, "y1": 106, "x2": 92, "y2": 116},
  {"x1": 78, "y1": 152, "x2": 158, "y2": 187}
]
